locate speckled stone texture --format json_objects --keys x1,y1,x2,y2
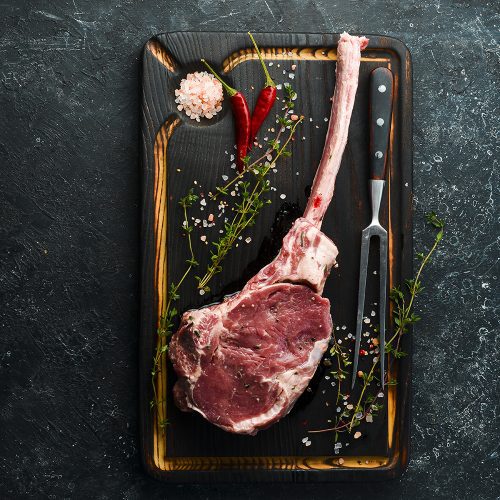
[{"x1": 0, "y1": 1, "x2": 498, "y2": 498}]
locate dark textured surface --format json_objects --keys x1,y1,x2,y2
[{"x1": 0, "y1": 0, "x2": 498, "y2": 498}]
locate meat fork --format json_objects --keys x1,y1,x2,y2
[{"x1": 351, "y1": 67, "x2": 394, "y2": 389}]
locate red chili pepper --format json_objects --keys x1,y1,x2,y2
[
  {"x1": 248, "y1": 32, "x2": 277, "y2": 147},
  {"x1": 201, "y1": 59, "x2": 250, "y2": 173}
]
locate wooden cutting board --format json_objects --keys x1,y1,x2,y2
[{"x1": 139, "y1": 31, "x2": 412, "y2": 482}]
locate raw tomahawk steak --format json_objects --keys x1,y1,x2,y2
[{"x1": 169, "y1": 33, "x2": 368, "y2": 435}]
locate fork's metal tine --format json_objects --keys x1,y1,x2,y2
[
  {"x1": 351, "y1": 229, "x2": 371, "y2": 389},
  {"x1": 379, "y1": 232, "x2": 388, "y2": 388}
]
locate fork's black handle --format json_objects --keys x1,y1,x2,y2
[{"x1": 369, "y1": 67, "x2": 394, "y2": 180}]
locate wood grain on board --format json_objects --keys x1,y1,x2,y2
[{"x1": 140, "y1": 32, "x2": 412, "y2": 482}]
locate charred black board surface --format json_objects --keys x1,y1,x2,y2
[{"x1": 140, "y1": 31, "x2": 412, "y2": 482}]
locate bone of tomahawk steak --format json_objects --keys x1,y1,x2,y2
[{"x1": 169, "y1": 33, "x2": 369, "y2": 435}]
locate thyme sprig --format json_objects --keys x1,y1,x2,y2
[
  {"x1": 150, "y1": 190, "x2": 198, "y2": 420},
  {"x1": 197, "y1": 99, "x2": 303, "y2": 290},
  {"x1": 309, "y1": 212, "x2": 445, "y2": 440}
]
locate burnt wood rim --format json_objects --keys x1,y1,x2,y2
[{"x1": 139, "y1": 31, "x2": 413, "y2": 482}]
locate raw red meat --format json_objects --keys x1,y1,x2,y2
[{"x1": 169, "y1": 33, "x2": 368, "y2": 435}]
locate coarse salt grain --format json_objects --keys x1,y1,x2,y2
[
  {"x1": 280, "y1": 194, "x2": 286, "y2": 199},
  {"x1": 175, "y1": 71, "x2": 223, "y2": 122}
]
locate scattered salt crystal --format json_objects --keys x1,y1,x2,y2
[
  {"x1": 283, "y1": 70, "x2": 286, "y2": 74},
  {"x1": 366, "y1": 414, "x2": 373, "y2": 423},
  {"x1": 199, "y1": 289, "x2": 205, "y2": 296},
  {"x1": 305, "y1": 441, "x2": 311, "y2": 447},
  {"x1": 200, "y1": 235, "x2": 207, "y2": 242},
  {"x1": 301, "y1": 437, "x2": 308, "y2": 443},
  {"x1": 341, "y1": 325, "x2": 347, "y2": 330},
  {"x1": 346, "y1": 404, "x2": 353, "y2": 410},
  {"x1": 280, "y1": 194, "x2": 286, "y2": 199},
  {"x1": 245, "y1": 237, "x2": 252, "y2": 244},
  {"x1": 309, "y1": 117, "x2": 313, "y2": 122},
  {"x1": 315, "y1": 125, "x2": 320, "y2": 129},
  {"x1": 378, "y1": 392, "x2": 384, "y2": 398},
  {"x1": 222, "y1": 175, "x2": 229, "y2": 181},
  {"x1": 230, "y1": 154, "x2": 235, "y2": 161},
  {"x1": 371, "y1": 310, "x2": 376, "y2": 316},
  {"x1": 363, "y1": 318, "x2": 370, "y2": 324},
  {"x1": 324, "y1": 117, "x2": 329, "y2": 122},
  {"x1": 230, "y1": 191, "x2": 236, "y2": 196},
  {"x1": 354, "y1": 432, "x2": 362, "y2": 439},
  {"x1": 291, "y1": 64, "x2": 296, "y2": 70},
  {"x1": 268, "y1": 62, "x2": 274, "y2": 66},
  {"x1": 289, "y1": 73, "x2": 295, "y2": 79},
  {"x1": 230, "y1": 163, "x2": 236, "y2": 169}
]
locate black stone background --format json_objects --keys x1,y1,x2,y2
[{"x1": 0, "y1": 1, "x2": 498, "y2": 498}]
